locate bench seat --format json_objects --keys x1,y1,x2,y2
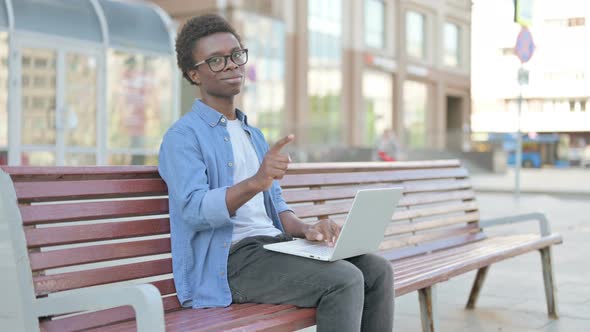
[{"x1": 0, "y1": 160, "x2": 562, "y2": 332}]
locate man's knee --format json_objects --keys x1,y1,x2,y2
[{"x1": 328, "y1": 261, "x2": 365, "y2": 293}]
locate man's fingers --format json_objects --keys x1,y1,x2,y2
[{"x1": 269, "y1": 134, "x2": 294, "y2": 154}]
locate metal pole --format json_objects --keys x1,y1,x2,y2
[{"x1": 515, "y1": 65, "x2": 523, "y2": 201}]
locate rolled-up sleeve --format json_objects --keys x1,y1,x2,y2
[
  {"x1": 271, "y1": 179, "x2": 292, "y2": 215},
  {"x1": 159, "y1": 129, "x2": 231, "y2": 231}
]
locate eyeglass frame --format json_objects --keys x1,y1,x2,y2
[{"x1": 193, "y1": 49, "x2": 249, "y2": 73}]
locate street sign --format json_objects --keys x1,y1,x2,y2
[
  {"x1": 514, "y1": 0, "x2": 534, "y2": 27},
  {"x1": 515, "y1": 26, "x2": 535, "y2": 63},
  {"x1": 518, "y1": 67, "x2": 529, "y2": 85}
]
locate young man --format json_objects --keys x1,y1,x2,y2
[{"x1": 159, "y1": 14, "x2": 394, "y2": 331}]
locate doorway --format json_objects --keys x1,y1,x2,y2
[
  {"x1": 446, "y1": 95, "x2": 463, "y2": 151},
  {"x1": 14, "y1": 41, "x2": 100, "y2": 166}
]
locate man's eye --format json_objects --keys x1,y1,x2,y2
[{"x1": 209, "y1": 57, "x2": 223, "y2": 65}]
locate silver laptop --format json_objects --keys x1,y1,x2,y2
[{"x1": 263, "y1": 187, "x2": 403, "y2": 261}]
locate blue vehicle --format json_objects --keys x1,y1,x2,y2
[{"x1": 487, "y1": 133, "x2": 565, "y2": 168}]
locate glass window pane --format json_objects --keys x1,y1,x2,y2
[
  {"x1": 308, "y1": 0, "x2": 343, "y2": 146},
  {"x1": 0, "y1": 32, "x2": 8, "y2": 164},
  {"x1": 21, "y1": 151, "x2": 55, "y2": 166},
  {"x1": 65, "y1": 153, "x2": 96, "y2": 166},
  {"x1": 242, "y1": 14, "x2": 285, "y2": 143},
  {"x1": 66, "y1": 53, "x2": 97, "y2": 148},
  {"x1": 109, "y1": 153, "x2": 158, "y2": 166},
  {"x1": 365, "y1": 0, "x2": 385, "y2": 49},
  {"x1": 403, "y1": 80, "x2": 427, "y2": 148},
  {"x1": 444, "y1": 22, "x2": 460, "y2": 67},
  {"x1": 21, "y1": 48, "x2": 57, "y2": 146},
  {"x1": 362, "y1": 70, "x2": 393, "y2": 147},
  {"x1": 406, "y1": 11, "x2": 425, "y2": 59},
  {"x1": 13, "y1": 0, "x2": 102, "y2": 42},
  {"x1": 107, "y1": 51, "x2": 174, "y2": 160}
]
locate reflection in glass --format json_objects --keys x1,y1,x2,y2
[
  {"x1": 21, "y1": 151, "x2": 55, "y2": 166},
  {"x1": 365, "y1": 0, "x2": 385, "y2": 49},
  {"x1": 308, "y1": 0, "x2": 343, "y2": 146},
  {"x1": 242, "y1": 13, "x2": 285, "y2": 142},
  {"x1": 66, "y1": 53, "x2": 97, "y2": 148},
  {"x1": 109, "y1": 154, "x2": 158, "y2": 166},
  {"x1": 406, "y1": 11, "x2": 426, "y2": 59},
  {"x1": 403, "y1": 80, "x2": 427, "y2": 148},
  {"x1": 65, "y1": 153, "x2": 96, "y2": 166},
  {"x1": 362, "y1": 70, "x2": 393, "y2": 145},
  {"x1": 21, "y1": 48, "x2": 57, "y2": 145},
  {"x1": 108, "y1": 51, "x2": 173, "y2": 164},
  {"x1": 444, "y1": 22, "x2": 460, "y2": 67},
  {"x1": 0, "y1": 32, "x2": 8, "y2": 164}
]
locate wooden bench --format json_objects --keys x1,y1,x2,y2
[{"x1": 0, "y1": 160, "x2": 562, "y2": 332}]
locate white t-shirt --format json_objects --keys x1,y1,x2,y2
[{"x1": 227, "y1": 119, "x2": 281, "y2": 244}]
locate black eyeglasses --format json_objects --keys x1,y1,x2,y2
[{"x1": 194, "y1": 49, "x2": 248, "y2": 72}]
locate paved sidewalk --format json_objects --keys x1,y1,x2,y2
[
  {"x1": 470, "y1": 168, "x2": 590, "y2": 197},
  {"x1": 392, "y1": 192, "x2": 590, "y2": 331}
]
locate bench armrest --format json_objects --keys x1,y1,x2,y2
[
  {"x1": 479, "y1": 212, "x2": 551, "y2": 236},
  {"x1": 33, "y1": 284, "x2": 164, "y2": 332}
]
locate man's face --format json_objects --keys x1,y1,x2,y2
[{"x1": 189, "y1": 32, "x2": 245, "y2": 98}]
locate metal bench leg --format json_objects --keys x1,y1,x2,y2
[
  {"x1": 418, "y1": 285, "x2": 439, "y2": 332},
  {"x1": 466, "y1": 266, "x2": 489, "y2": 309},
  {"x1": 540, "y1": 247, "x2": 559, "y2": 319}
]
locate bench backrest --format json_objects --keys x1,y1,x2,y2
[{"x1": 0, "y1": 160, "x2": 480, "y2": 330}]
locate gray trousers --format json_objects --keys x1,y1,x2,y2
[{"x1": 227, "y1": 234, "x2": 395, "y2": 332}]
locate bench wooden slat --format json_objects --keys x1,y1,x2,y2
[
  {"x1": 393, "y1": 234, "x2": 563, "y2": 296},
  {"x1": 172, "y1": 304, "x2": 297, "y2": 331},
  {"x1": 1, "y1": 165, "x2": 158, "y2": 180},
  {"x1": 285, "y1": 160, "x2": 461, "y2": 174},
  {"x1": 291, "y1": 201, "x2": 351, "y2": 219},
  {"x1": 387, "y1": 211, "x2": 480, "y2": 236},
  {"x1": 392, "y1": 201, "x2": 479, "y2": 221},
  {"x1": 20, "y1": 198, "x2": 169, "y2": 225},
  {"x1": 25, "y1": 218, "x2": 170, "y2": 248},
  {"x1": 220, "y1": 308, "x2": 317, "y2": 332},
  {"x1": 281, "y1": 180, "x2": 473, "y2": 204},
  {"x1": 279, "y1": 168, "x2": 468, "y2": 188},
  {"x1": 400, "y1": 189, "x2": 475, "y2": 206},
  {"x1": 401, "y1": 179, "x2": 472, "y2": 193},
  {"x1": 393, "y1": 236, "x2": 535, "y2": 276},
  {"x1": 33, "y1": 258, "x2": 172, "y2": 295},
  {"x1": 41, "y1": 296, "x2": 182, "y2": 332},
  {"x1": 379, "y1": 223, "x2": 480, "y2": 250},
  {"x1": 379, "y1": 232, "x2": 487, "y2": 262},
  {"x1": 29, "y1": 238, "x2": 171, "y2": 271},
  {"x1": 14, "y1": 178, "x2": 167, "y2": 202}
]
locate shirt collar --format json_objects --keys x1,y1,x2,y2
[{"x1": 194, "y1": 99, "x2": 249, "y2": 127}]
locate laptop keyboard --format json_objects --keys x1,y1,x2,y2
[{"x1": 289, "y1": 241, "x2": 334, "y2": 256}]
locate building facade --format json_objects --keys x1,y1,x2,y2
[
  {"x1": 471, "y1": 0, "x2": 590, "y2": 164},
  {"x1": 154, "y1": 0, "x2": 472, "y2": 161}
]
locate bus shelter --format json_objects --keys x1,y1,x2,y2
[{"x1": 0, "y1": 0, "x2": 178, "y2": 166}]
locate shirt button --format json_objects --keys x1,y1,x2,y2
[
  {"x1": 220, "y1": 118, "x2": 226, "y2": 123},
  {"x1": 223, "y1": 242, "x2": 228, "y2": 248},
  {"x1": 220, "y1": 271, "x2": 225, "y2": 276},
  {"x1": 228, "y1": 162, "x2": 233, "y2": 167},
  {"x1": 224, "y1": 137, "x2": 229, "y2": 142}
]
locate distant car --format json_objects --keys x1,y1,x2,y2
[{"x1": 582, "y1": 147, "x2": 590, "y2": 168}]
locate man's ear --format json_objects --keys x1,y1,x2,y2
[{"x1": 188, "y1": 69, "x2": 201, "y2": 86}]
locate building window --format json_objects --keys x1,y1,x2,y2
[
  {"x1": 406, "y1": 10, "x2": 426, "y2": 59},
  {"x1": 242, "y1": 13, "x2": 286, "y2": 142},
  {"x1": 308, "y1": 0, "x2": 343, "y2": 146},
  {"x1": 362, "y1": 70, "x2": 393, "y2": 146},
  {"x1": 403, "y1": 80, "x2": 427, "y2": 148},
  {"x1": 365, "y1": 0, "x2": 385, "y2": 49},
  {"x1": 443, "y1": 22, "x2": 460, "y2": 67}
]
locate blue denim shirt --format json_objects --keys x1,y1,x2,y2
[{"x1": 158, "y1": 100, "x2": 290, "y2": 308}]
